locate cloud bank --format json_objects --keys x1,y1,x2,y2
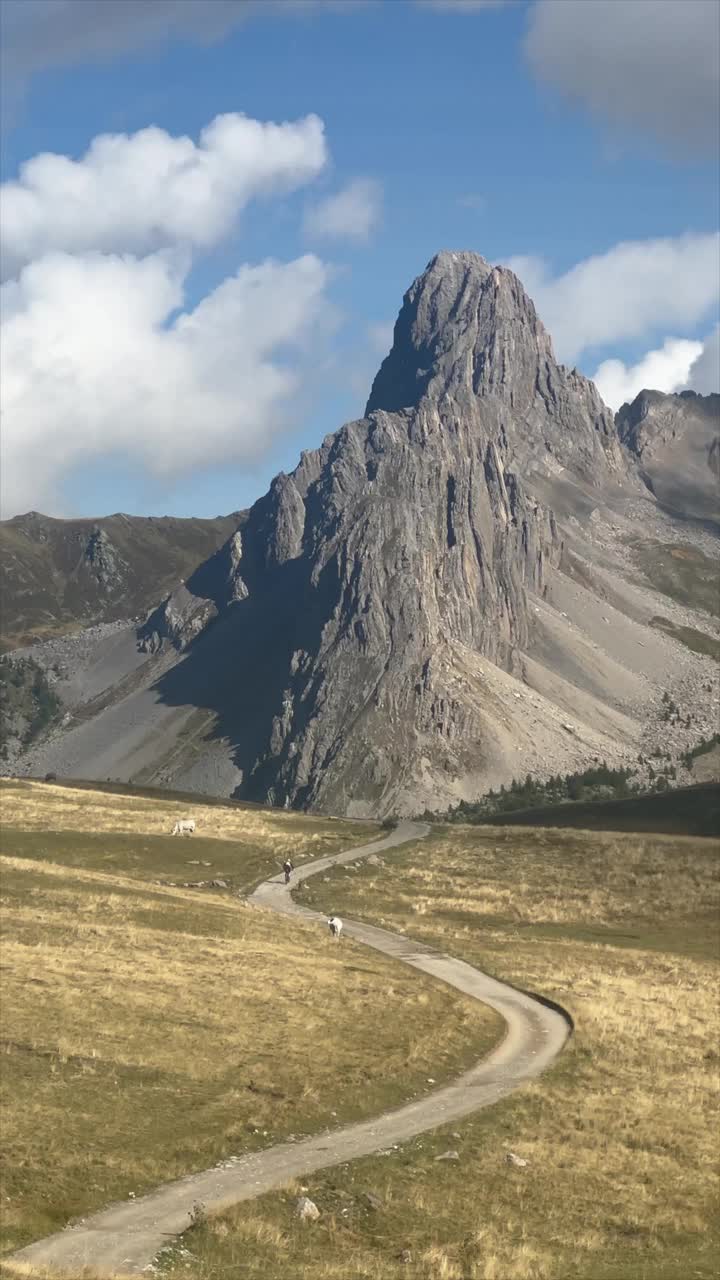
[
  {"x1": 1, "y1": 1, "x2": 354, "y2": 88},
  {"x1": 0, "y1": 112, "x2": 337, "y2": 517},
  {"x1": 2, "y1": 113, "x2": 327, "y2": 279},
  {"x1": 1, "y1": 251, "x2": 330, "y2": 517},
  {"x1": 526, "y1": 0, "x2": 720, "y2": 153},
  {"x1": 685, "y1": 325, "x2": 720, "y2": 396},
  {"x1": 592, "y1": 338, "x2": 704, "y2": 412},
  {"x1": 505, "y1": 233, "x2": 720, "y2": 366}
]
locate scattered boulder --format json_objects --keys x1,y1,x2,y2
[
  {"x1": 434, "y1": 1150, "x2": 460, "y2": 1162},
  {"x1": 295, "y1": 1196, "x2": 320, "y2": 1222},
  {"x1": 366, "y1": 854, "x2": 383, "y2": 867},
  {"x1": 209, "y1": 879, "x2": 228, "y2": 889},
  {"x1": 398, "y1": 1249, "x2": 413, "y2": 1264}
]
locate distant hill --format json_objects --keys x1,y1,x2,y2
[
  {"x1": 0, "y1": 511, "x2": 241, "y2": 650},
  {"x1": 473, "y1": 782, "x2": 720, "y2": 838}
]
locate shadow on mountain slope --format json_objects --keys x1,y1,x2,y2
[{"x1": 148, "y1": 555, "x2": 341, "y2": 805}]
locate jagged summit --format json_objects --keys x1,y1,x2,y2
[{"x1": 365, "y1": 250, "x2": 554, "y2": 417}]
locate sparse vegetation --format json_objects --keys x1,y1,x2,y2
[
  {"x1": 171, "y1": 824, "x2": 720, "y2": 1280},
  {"x1": 681, "y1": 733, "x2": 720, "y2": 770},
  {"x1": 633, "y1": 541, "x2": 720, "y2": 618},
  {"x1": 649, "y1": 616, "x2": 720, "y2": 661},
  {"x1": 423, "y1": 762, "x2": 639, "y2": 822},
  {"x1": 0, "y1": 658, "x2": 62, "y2": 757}
]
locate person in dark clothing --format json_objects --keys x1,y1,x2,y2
[{"x1": 282, "y1": 858, "x2": 294, "y2": 884}]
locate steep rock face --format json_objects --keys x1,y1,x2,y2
[
  {"x1": 367, "y1": 252, "x2": 623, "y2": 484},
  {"x1": 617, "y1": 388, "x2": 720, "y2": 522},
  {"x1": 138, "y1": 252, "x2": 636, "y2": 812}
]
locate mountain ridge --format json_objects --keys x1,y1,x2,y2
[{"x1": 0, "y1": 510, "x2": 242, "y2": 651}]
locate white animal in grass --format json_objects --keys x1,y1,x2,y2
[
  {"x1": 506, "y1": 1152, "x2": 530, "y2": 1168},
  {"x1": 327, "y1": 916, "x2": 343, "y2": 939},
  {"x1": 171, "y1": 819, "x2": 196, "y2": 836}
]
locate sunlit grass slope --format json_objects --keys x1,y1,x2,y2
[
  {"x1": 176, "y1": 824, "x2": 720, "y2": 1280},
  {"x1": 0, "y1": 785, "x2": 502, "y2": 1256}
]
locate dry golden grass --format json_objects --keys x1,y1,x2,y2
[
  {"x1": 0, "y1": 778, "x2": 369, "y2": 854},
  {"x1": 172, "y1": 825, "x2": 720, "y2": 1280},
  {"x1": 0, "y1": 794, "x2": 501, "y2": 1259},
  {"x1": 0, "y1": 778, "x2": 379, "y2": 896}
]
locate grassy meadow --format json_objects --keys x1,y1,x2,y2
[
  {"x1": 0, "y1": 778, "x2": 379, "y2": 891},
  {"x1": 0, "y1": 783, "x2": 502, "y2": 1258},
  {"x1": 171, "y1": 824, "x2": 720, "y2": 1280}
]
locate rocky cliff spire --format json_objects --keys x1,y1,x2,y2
[
  {"x1": 366, "y1": 250, "x2": 555, "y2": 417},
  {"x1": 35, "y1": 248, "x2": 690, "y2": 820}
]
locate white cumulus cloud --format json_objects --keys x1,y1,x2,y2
[
  {"x1": 0, "y1": 111, "x2": 339, "y2": 517},
  {"x1": 685, "y1": 325, "x2": 720, "y2": 395},
  {"x1": 592, "y1": 338, "x2": 704, "y2": 412},
  {"x1": 525, "y1": 0, "x2": 720, "y2": 154},
  {"x1": 1, "y1": 251, "x2": 332, "y2": 518},
  {"x1": 505, "y1": 233, "x2": 720, "y2": 366},
  {"x1": 304, "y1": 178, "x2": 382, "y2": 242},
  {"x1": 2, "y1": 113, "x2": 327, "y2": 280}
]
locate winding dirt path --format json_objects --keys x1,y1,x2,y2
[{"x1": 8, "y1": 821, "x2": 570, "y2": 1277}]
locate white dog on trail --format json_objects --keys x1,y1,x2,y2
[
  {"x1": 171, "y1": 819, "x2": 196, "y2": 836},
  {"x1": 328, "y1": 916, "x2": 343, "y2": 939}
]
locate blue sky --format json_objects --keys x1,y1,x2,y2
[{"x1": 1, "y1": 0, "x2": 718, "y2": 519}]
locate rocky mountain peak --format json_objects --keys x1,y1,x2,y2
[
  {"x1": 617, "y1": 387, "x2": 720, "y2": 452},
  {"x1": 365, "y1": 250, "x2": 554, "y2": 417},
  {"x1": 16, "y1": 251, "x2": 716, "y2": 817},
  {"x1": 615, "y1": 387, "x2": 720, "y2": 520}
]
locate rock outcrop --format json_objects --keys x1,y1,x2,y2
[{"x1": 616, "y1": 388, "x2": 720, "y2": 522}]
